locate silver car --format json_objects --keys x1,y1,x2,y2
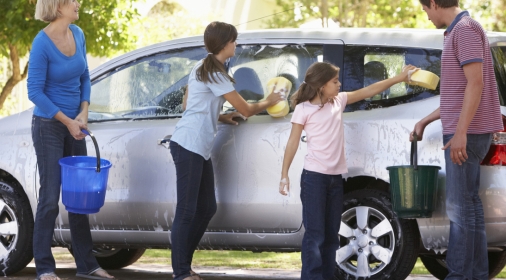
[{"x1": 1, "y1": 28, "x2": 506, "y2": 280}]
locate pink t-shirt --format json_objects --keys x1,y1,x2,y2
[{"x1": 291, "y1": 92, "x2": 348, "y2": 175}]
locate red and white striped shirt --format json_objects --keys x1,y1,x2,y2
[{"x1": 440, "y1": 11, "x2": 502, "y2": 135}]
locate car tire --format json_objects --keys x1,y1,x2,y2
[
  {"x1": 334, "y1": 189, "x2": 420, "y2": 280},
  {"x1": 93, "y1": 247, "x2": 146, "y2": 269},
  {"x1": 0, "y1": 179, "x2": 34, "y2": 275},
  {"x1": 420, "y1": 251, "x2": 506, "y2": 280}
]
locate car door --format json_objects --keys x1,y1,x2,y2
[
  {"x1": 207, "y1": 42, "x2": 344, "y2": 233},
  {"x1": 55, "y1": 46, "x2": 207, "y2": 232}
]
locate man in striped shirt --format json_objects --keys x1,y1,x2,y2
[{"x1": 411, "y1": 0, "x2": 503, "y2": 279}]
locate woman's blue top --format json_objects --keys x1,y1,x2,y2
[{"x1": 27, "y1": 24, "x2": 90, "y2": 119}]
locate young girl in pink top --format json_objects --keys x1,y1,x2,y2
[{"x1": 279, "y1": 61, "x2": 416, "y2": 280}]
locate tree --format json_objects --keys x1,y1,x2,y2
[
  {"x1": 0, "y1": 0, "x2": 141, "y2": 110},
  {"x1": 138, "y1": 0, "x2": 207, "y2": 48},
  {"x1": 266, "y1": 0, "x2": 506, "y2": 31},
  {"x1": 266, "y1": 0, "x2": 431, "y2": 29}
]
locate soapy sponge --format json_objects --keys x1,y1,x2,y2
[
  {"x1": 408, "y1": 70, "x2": 440, "y2": 90},
  {"x1": 265, "y1": 77, "x2": 292, "y2": 117}
]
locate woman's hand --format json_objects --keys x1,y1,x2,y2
[
  {"x1": 279, "y1": 177, "x2": 290, "y2": 196},
  {"x1": 219, "y1": 112, "x2": 247, "y2": 125},
  {"x1": 75, "y1": 110, "x2": 88, "y2": 128},
  {"x1": 67, "y1": 119, "x2": 87, "y2": 140}
]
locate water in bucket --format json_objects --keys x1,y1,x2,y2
[
  {"x1": 59, "y1": 129, "x2": 112, "y2": 214},
  {"x1": 386, "y1": 134, "x2": 441, "y2": 218},
  {"x1": 60, "y1": 156, "x2": 112, "y2": 214}
]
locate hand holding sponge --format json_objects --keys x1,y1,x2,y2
[
  {"x1": 406, "y1": 69, "x2": 440, "y2": 90},
  {"x1": 265, "y1": 77, "x2": 292, "y2": 117}
]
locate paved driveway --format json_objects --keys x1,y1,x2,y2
[{"x1": 4, "y1": 263, "x2": 443, "y2": 280}]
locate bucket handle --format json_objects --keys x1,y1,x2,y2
[
  {"x1": 82, "y1": 129, "x2": 101, "y2": 173},
  {"x1": 410, "y1": 132, "x2": 418, "y2": 170}
]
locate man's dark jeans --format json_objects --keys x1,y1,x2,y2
[
  {"x1": 32, "y1": 116, "x2": 100, "y2": 277},
  {"x1": 169, "y1": 141, "x2": 217, "y2": 280},
  {"x1": 444, "y1": 133, "x2": 492, "y2": 280},
  {"x1": 300, "y1": 169, "x2": 343, "y2": 280}
]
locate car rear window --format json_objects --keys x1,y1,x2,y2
[{"x1": 491, "y1": 46, "x2": 506, "y2": 106}]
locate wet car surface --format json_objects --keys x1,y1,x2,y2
[{"x1": 2, "y1": 28, "x2": 506, "y2": 279}]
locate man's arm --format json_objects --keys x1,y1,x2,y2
[{"x1": 443, "y1": 62, "x2": 484, "y2": 165}]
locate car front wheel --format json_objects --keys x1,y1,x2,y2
[
  {"x1": 334, "y1": 189, "x2": 420, "y2": 280},
  {"x1": 69, "y1": 246, "x2": 146, "y2": 269},
  {"x1": 94, "y1": 247, "x2": 146, "y2": 269},
  {"x1": 0, "y1": 179, "x2": 34, "y2": 275}
]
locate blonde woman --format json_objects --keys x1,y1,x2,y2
[{"x1": 28, "y1": 0, "x2": 114, "y2": 279}]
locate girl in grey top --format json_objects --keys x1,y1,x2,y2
[{"x1": 169, "y1": 21, "x2": 282, "y2": 280}]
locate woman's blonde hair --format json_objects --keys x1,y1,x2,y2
[
  {"x1": 290, "y1": 62, "x2": 340, "y2": 109},
  {"x1": 35, "y1": 0, "x2": 71, "y2": 22}
]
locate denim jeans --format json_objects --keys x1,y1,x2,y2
[
  {"x1": 300, "y1": 169, "x2": 343, "y2": 280},
  {"x1": 169, "y1": 141, "x2": 217, "y2": 280},
  {"x1": 444, "y1": 133, "x2": 492, "y2": 280},
  {"x1": 32, "y1": 116, "x2": 100, "y2": 277}
]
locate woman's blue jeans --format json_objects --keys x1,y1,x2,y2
[
  {"x1": 300, "y1": 169, "x2": 343, "y2": 280},
  {"x1": 32, "y1": 116, "x2": 100, "y2": 277},
  {"x1": 169, "y1": 141, "x2": 217, "y2": 280},
  {"x1": 444, "y1": 133, "x2": 492, "y2": 280}
]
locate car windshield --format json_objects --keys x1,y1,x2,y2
[{"x1": 89, "y1": 47, "x2": 206, "y2": 121}]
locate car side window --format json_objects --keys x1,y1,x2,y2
[
  {"x1": 343, "y1": 46, "x2": 441, "y2": 112},
  {"x1": 223, "y1": 45, "x2": 323, "y2": 114},
  {"x1": 89, "y1": 47, "x2": 206, "y2": 121}
]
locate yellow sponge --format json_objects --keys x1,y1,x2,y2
[
  {"x1": 265, "y1": 77, "x2": 291, "y2": 117},
  {"x1": 408, "y1": 70, "x2": 440, "y2": 90}
]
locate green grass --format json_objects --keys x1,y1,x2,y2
[
  {"x1": 54, "y1": 248, "x2": 506, "y2": 277},
  {"x1": 138, "y1": 250, "x2": 302, "y2": 270},
  {"x1": 139, "y1": 250, "x2": 506, "y2": 278}
]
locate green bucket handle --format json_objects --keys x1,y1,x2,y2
[{"x1": 410, "y1": 133, "x2": 418, "y2": 171}]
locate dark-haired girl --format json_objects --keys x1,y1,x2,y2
[
  {"x1": 279, "y1": 62, "x2": 416, "y2": 280},
  {"x1": 169, "y1": 21, "x2": 282, "y2": 280}
]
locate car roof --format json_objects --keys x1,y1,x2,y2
[{"x1": 90, "y1": 28, "x2": 506, "y2": 79}]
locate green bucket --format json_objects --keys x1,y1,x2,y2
[{"x1": 386, "y1": 134, "x2": 441, "y2": 218}]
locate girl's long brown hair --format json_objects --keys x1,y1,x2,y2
[
  {"x1": 290, "y1": 62, "x2": 340, "y2": 109},
  {"x1": 196, "y1": 21, "x2": 238, "y2": 84}
]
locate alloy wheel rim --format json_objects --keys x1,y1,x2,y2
[
  {"x1": 337, "y1": 206, "x2": 395, "y2": 278},
  {"x1": 0, "y1": 198, "x2": 18, "y2": 258}
]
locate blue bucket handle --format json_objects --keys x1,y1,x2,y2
[
  {"x1": 81, "y1": 129, "x2": 101, "y2": 173},
  {"x1": 410, "y1": 133, "x2": 418, "y2": 171}
]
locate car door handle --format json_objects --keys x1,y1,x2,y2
[{"x1": 157, "y1": 135, "x2": 171, "y2": 148}]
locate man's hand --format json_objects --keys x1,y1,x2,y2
[{"x1": 442, "y1": 133, "x2": 468, "y2": 165}]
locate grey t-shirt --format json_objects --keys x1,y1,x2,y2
[{"x1": 171, "y1": 60, "x2": 235, "y2": 160}]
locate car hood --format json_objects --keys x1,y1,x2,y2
[{"x1": 0, "y1": 108, "x2": 34, "y2": 135}]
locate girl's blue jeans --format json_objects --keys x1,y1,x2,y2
[
  {"x1": 32, "y1": 116, "x2": 100, "y2": 277},
  {"x1": 444, "y1": 133, "x2": 492, "y2": 280},
  {"x1": 300, "y1": 169, "x2": 343, "y2": 280},
  {"x1": 169, "y1": 141, "x2": 217, "y2": 280}
]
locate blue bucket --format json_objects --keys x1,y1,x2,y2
[{"x1": 59, "y1": 129, "x2": 112, "y2": 214}]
